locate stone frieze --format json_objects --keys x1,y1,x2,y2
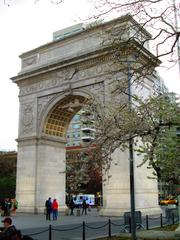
[{"x1": 19, "y1": 62, "x2": 110, "y2": 96}]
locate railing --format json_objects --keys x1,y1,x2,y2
[{"x1": 23, "y1": 212, "x2": 179, "y2": 240}]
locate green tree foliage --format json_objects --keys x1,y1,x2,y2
[
  {"x1": 150, "y1": 127, "x2": 180, "y2": 184},
  {"x1": 0, "y1": 176, "x2": 16, "y2": 199},
  {"x1": 0, "y1": 153, "x2": 16, "y2": 198},
  {"x1": 85, "y1": 93, "x2": 180, "y2": 183},
  {"x1": 0, "y1": 159, "x2": 15, "y2": 176},
  {"x1": 66, "y1": 152, "x2": 91, "y2": 192},
  {"x1": 66, "y1": 146, "x2": 102, "y2": 193}
]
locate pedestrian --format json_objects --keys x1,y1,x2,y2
[
  {"x1": 4, "y1": 199, "x2": 12, "y2": 217},
  {"x1": 0, "y1": 199, "x2": 5, "y2": 216},
  {"x1": 81, "y1": 199, "x2": 88, "y2": 215},
  {"x1": 69, "y1": 197, "x2": 75, "y2": 215},
  {"x1": 0, "y1": 217, "x2": 21, "y2": 240},
  {"x1": 45, "y1": 197, "x2": 52, "y2": 221},
  {"x1": 52, "y1": 199, "x2": 58, "y2": 221},
  {"x1": 12, "y1": 199, "x2": 18, "y2": 216}
]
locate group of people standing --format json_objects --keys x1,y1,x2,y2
[
  {"x1": 69, "y1": 198, "x2": 88, "y2": 215},
  {"x1": 0, "y1": 198, "x2": 18, "y2": 217},
  {"x1": 45, "y1": 197, "x2": 89, "y2": 219},
  {"x1": 45, "y1": 197, "x2": 58, "y2": 221}
]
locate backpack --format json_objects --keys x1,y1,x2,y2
[
  {"x1": 10, "y1": 229, "x2": 22, "y2": 240},
  {"x1": 21, "y1": 236, "x2": 34, "y2": 240},
  {"x1": 45, "y1": 200, "x2": 51, "y2": 208},
  {"x1": 14, "y1": 201, "x2": 18, "y2": 209}
]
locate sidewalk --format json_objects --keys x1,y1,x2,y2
[
  {"x1": 0, "y1": 208, "x2": 112, "y2": 230},
  {"x1": 0, "y1": 208, "x2": 179, "y2": 239}
]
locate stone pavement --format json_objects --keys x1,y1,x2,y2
[
  {"x1": 0, "y1": 208, "x2": 179, "y2": 239},
  {"x1": 0, "y1": 208, "x2": 111, "y2": 230}
]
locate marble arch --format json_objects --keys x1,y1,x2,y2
[{"x1": 12, "y1": 15, "x2": 161, "y2": 216}]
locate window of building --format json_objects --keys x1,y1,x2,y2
[
  {"x1": 73, "y1": 115, "x2": 81, "y2": 121},
  {"x1": 176, "y1": 127, "x2": 180, "y2": 137},
  {"x1": 72, "y1": 124, "x2": 80, "y2": 129},
  {"x1": 73, "y1": 132, "x2": 80, "y2": 138}
]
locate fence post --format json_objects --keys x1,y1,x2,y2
[
  {"x1": 49, "y1": 224, "x2": 52, "y2": 240},
  {"x1": 108, "y1": 219, "x2": 111, "y2": 238},
  {"x1": 160, "y1": 213, "x2": 163, "y2": 228},
  {"x1": 129, "y1": 217, "x2": 131, "y2": 233},
  {"x1": 172, "y1": 212, "x2": 175, "y2": 224},
  {"x1": 82, "y1": 221, "x2": 85, "y2": 240},
  {"x1": 146, "y1": 215, "x2": 149, "y2": 230}
]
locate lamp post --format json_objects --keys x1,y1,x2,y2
[
  {"x1": 127, "y1": 61, "x2": 136, "y2": 240},
  {"x1": 115, "y1": 52, "x2": 138, "y2": 239}
]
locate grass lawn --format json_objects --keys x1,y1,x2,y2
[
  {"x1": 153, "y1": 224, "x2": 178, "y2": 231},
  {"x1": 97, "y1": 224, "x2": 178, "y2": 240},
  {"x1": 96, "y1": 237, "x2": 131, "y2": 240},
  {"x1": 96, "y1": 237, "x2": 174, "y2": 240}
]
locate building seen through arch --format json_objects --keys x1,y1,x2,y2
[{"x1": 66, "y1": 109, "x2": 102, "y2": 201}]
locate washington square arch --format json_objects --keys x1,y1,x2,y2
[{"x1": 12, "y1": 15, "x2": 162, "y2": 216}]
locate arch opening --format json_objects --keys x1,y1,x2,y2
[
  {"x1": 41, "y1": 94, "x2": 102, "y2": 207},
  {"x1": 43, "y1": 95, "x2": 87, "y2": 138}
]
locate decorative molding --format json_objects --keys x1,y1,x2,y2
[
  {"x1": 18, "y1": 55, "x2": 113, "y2": 96},
  {"x1": 20, "y1": 78, "x2": 60, "y2": 96},
  {"x1": 60, "y1": 68, "x2": 76, "y2": 81},
  {"x1": 37, "y1": 94, "x2": 56, "y2": 121},
  {"x1": 37, "y1": 93, "x2": 60, "y2": 132},
  {"x1": 22, "y1": 55, "x2": 38, "y2": 68},
  {"x1": 21, "y1": 102, "x2": 34, "y2": 135}
]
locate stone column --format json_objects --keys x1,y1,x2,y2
[
  {"x1": 16, "y1": 136, "x2": 67, "y2": 213},
  {"x1": 134, "y1": 152, "x2": 161, "y2": 216},
  {"x1": 16, "y1": 138, "x2": 38, "y2": 213},
  {"x1": 100, "y1": 149, "x2": 130, "y2": 216},
  {"x1": 100, "y1": 148, "x2": 161, "y2": 216},
  {"x1": 36, "y1": 136, "x2": 67, "y2": 213}
]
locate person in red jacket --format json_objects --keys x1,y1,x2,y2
[{"x1": 52, "y1": 199, "x2": 58, "y2": 220}]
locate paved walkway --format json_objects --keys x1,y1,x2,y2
[
  {"x1": 0, "y1": 208, "x2": 113, "y2": 230},
  {"x1": 0, "y1": 208, "x2": 179, "y2": 239}
]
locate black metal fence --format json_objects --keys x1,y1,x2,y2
[{"x1": 23, "y1": 212, "x2": 179, "y2": 240}]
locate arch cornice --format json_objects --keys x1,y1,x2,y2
[
  {"x1": 11, "y1": 49, "x2": 112, "y2": 84},
  {"x1": 11, "y1": 40, "x2": 160, "y2": 85}
]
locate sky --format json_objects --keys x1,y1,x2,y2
[{"x1": 0, "y1": 0, "x2": 179, "y2": 151}]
